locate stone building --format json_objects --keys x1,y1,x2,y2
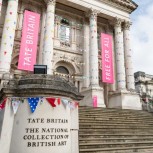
[
  {"x1": 135, "y1": 71, "x2": 153, "y2": 100},
  {"x1": 0, "y1": 0, "x2": 141, "y2": 110}
]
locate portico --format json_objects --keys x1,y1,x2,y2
[{"x1": 0, "y1": 0, "x2": 141, "y2": 109}]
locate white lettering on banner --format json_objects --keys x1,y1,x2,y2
[
  {"x1": 101, "y1": 33, "x2": 114, "y2": 83},
  {"x1": 18, "y1": 11, "x2": 40, "y2": 71},
  {"x1": 104, "y1": 38, "x2": 111, "y2": 80},
  {"x1": 24, "y1": 15, "x2": 36, "y2": 65}
]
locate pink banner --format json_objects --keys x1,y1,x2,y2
[
  {"x1": 93, "y1": 96, "x2": 97, "y2": 108},
  {"x1": 18, "y1": 10, "x2": 40, "y2": 71},
  {"x1": 101, "y1": 33, "x2": 114, "y2": 84}
]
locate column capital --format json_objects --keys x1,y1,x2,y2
[
  {"x1": 124, "y1": 21, "x2": 132, "y2": 30},
  {"x1": 89, "y1": 8, "x2": 100, "y2": 18},
  {"x1": 44, "y1": 0, "x2": 56, "y2": 5},
  {"x1": 114, "y1": 18, "x2": 122, "y2": 28}
]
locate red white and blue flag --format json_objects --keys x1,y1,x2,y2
[{"x1": 28, "y1": 97, "x2": 39, "y2": 113}]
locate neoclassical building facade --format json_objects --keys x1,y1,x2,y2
[{"x1": 0, "y1": 0, "x2": 141, "y2": 109}]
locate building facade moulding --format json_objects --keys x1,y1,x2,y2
[
  {"x1": 124, "y1": 21, "x2": 132, "y2": 30},
  {"x1": 114, "y1": 17, "x2": 122, "y2": 27},
  {"x1": 89, "y1": 8, "x2": 100, "y2": 18},
  {"x1": 98, "y1": 0, "x2": 137, "y2": 11},
  {"x1": 44, "y1": 0, "x2": 56, "y2": 5}
]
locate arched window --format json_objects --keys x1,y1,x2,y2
[
  {"x1": 56, "y1": 66, "x2": 69, "y2": 75},
  {"x1": 60, "y1": 18, "x2": 71, "y2": 43}
]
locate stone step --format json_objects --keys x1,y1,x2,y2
[
  {"x1": 79, "y1": 117, "x2": 153, "y2": 123},
  {"x1": 79, "y1": 113, "x2": 153, "y2": 118},
  {"x1": 79, "y1": 109, "x2": 152, "y2": 114},
  {"x1": 79, "y1": 122, "x2": 153, "y2": 127},
  {"x1": 79, "y1": 115, "x2": 153, "y2": 120},
  {"x1": 79, "y1": 113, "x2": 152, "y2": 117},
  {"x1": 79, "y1": 109, "x2": 152, "y2": 112},
  {"x1": 79, "y1": 107, "x2": 153, "y2": 152},
  {"x1": 79, "y1": 137, "x2": 153, "y2": 143},
  {"x1": 79, "y1": 107, "x2": 149, "y2": 114},
  {"x1": 79, "y1": 128, "x2": 153, "y2": 133},
  {"x1": 79, "y1": 119, "x2": 153, "y2": 125},
  {"x1": 79, "y1": 133, "x2": 153, "y2": 138},
  {"x1": 79, "y1": 146, "x2": 153, "y2": 153},
  {"x1": 79, "y1": 124, "x2": 153, "y2": 129},
  {"x1": 80, "y1": 141, "x2": 153, "y2": 149}
]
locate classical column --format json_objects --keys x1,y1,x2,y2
[
  {"x1": 43, "y1": 0, "x2": 56, "y2": 74},
  {"x1": 83, "y1": 20, "x2": 90, "y2": 88},
  {"x1": 89, "y1": 9, "x2": 99, "y2": 87},
  {"x1": 0, "y1": 0, "x2": 18, "y2": 74},
  {"x1": 114, "y1": 18, "x2": 126, "y2": 90},
  {"x1": 38, "y1": 8, "x2": 46, "y2": 64},
  {"x1": 123, "y1": 21, "x2": 135, "y2": 90}
]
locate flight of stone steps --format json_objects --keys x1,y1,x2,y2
[{"x1": 79, "y1": 106, "x2": 153, "y2": 153}]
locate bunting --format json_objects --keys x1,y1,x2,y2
[
  {"x1": 46, "y1": 98, "x2": 56, "y2": 107},
  {"x1": 28, "y1": 97, "x2": 39, "y2": 113},
  {"x1": 61, "y1": 98, "x2": 69, "y2": 108},
  {"x1": 68, "y1": 101, "x2": 76, "y2": 110},
  {"x1": 7, "y1": 97, "x2": 78, "y2": 114},
  {"x1": 12, "y1": 98, "x2": 20, "y2": 114},
  {"x1": 57, "y1": 98, "x2": 61, "y2": 105},
  {"x1": 0, "y1": 99, "x2": 7, "y2": 111}
]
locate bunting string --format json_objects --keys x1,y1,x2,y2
[{"x1": 5, "y1": 97, "x2": 79, "y2": 114}]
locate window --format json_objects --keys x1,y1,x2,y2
[
  {"x1": 60, "y1": 18, "x2": 71, "y2": 44},
  {"x1": 56, "y1": 66, "x2": 69, "y2": 75}
]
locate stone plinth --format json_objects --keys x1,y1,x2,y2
[
  {"x1": 81, "y1": 86, "x2": 105, "y2": 107},
  {"x1": 0, "y1": 74, "x2": 83, "y2": 153},
  {"x1": 108, "y1": 90, "x2": 142, "y2": 110}
]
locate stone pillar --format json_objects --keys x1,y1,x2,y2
[
  {"x1": 38, "y1": 8, "x2": 46, "y2": 64},
  {"x1": 0, "y1": 0, "x2": 18, "y2": 74},
  {"x1": 81, "y1": 9, "x2": 105, "y2": 107},
  {"x1": 89, "y1": 9, "x2": 99, "y2": 87},
  {"x1": 114, "y1": 18, "x2": 126, "y2": 90},
  {"x1": 43, "y1": 0, "x2": 56, "y2": 74},
  {"x1": 123, "y1": 21, "x2": 135, "y2": 90},
  {"x1": 0, "y1": 99, "x2": 14, "y2": 153},
  {"x1": 83, "y1": 20, "x2": 90, "y2": 88}
]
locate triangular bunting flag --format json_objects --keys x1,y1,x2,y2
[
  {"x1": 12, "y1": 98, "x2": 20, "y2": 114},
  {"x1": 75, "y1": 102, "x2": 79, "y2": 107},
  {"x1": 61, "y1": 98, "x2": 69, "y2": 108},
  {"x1": 68, "y1": 102, "x2": 74, "y2": 109},
  {"x1": 57, "y1": 98, "x2": 61, "y2": 105},
  {"x1": 0, "y1": 99, "x2": 7, "y2": 111},
  {"x1": 46, "y1": 98, "x2": 56, "y2": 107},
  {"x1": 40, "y1": 97, "x2": 44, "y2": 105},
  {"x1": 28, "y1": 97, "x2": 40, "y2": 113}
]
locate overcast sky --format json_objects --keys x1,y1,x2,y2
[{"x1": 131, "y1": 0, "x2": 153, "y2": 74}]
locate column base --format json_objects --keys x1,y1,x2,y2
[
  {"x1": 80, "y1": 86, "x2": 105, "y2": 107},
  {"x1": 108, "y1": 90, "x2": 142, "y2": 110}
]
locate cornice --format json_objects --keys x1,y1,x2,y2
[{"x1": 98, "y1": 0, "x2": 137, "y2": 12}]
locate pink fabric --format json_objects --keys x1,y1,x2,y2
[
  {"x1": 18, "y1": 10, "x2": 40, "y2": 71},
  {"x1": 101, "y1": 33, "x2": 114, "y2": 84},
  {"x1": 93, "y1": 96, "x2": 97, "y2": 108}
]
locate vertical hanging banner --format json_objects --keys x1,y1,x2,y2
[
  {"x1": 18, "y1": 10, "x2": 40, "y2": 71},
  {"x1": 101, "y1": 33, "x2": 114, "y2": 84},
  {"x1": 93, "y1": 96, "x2": 97, "y2": 108}
]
